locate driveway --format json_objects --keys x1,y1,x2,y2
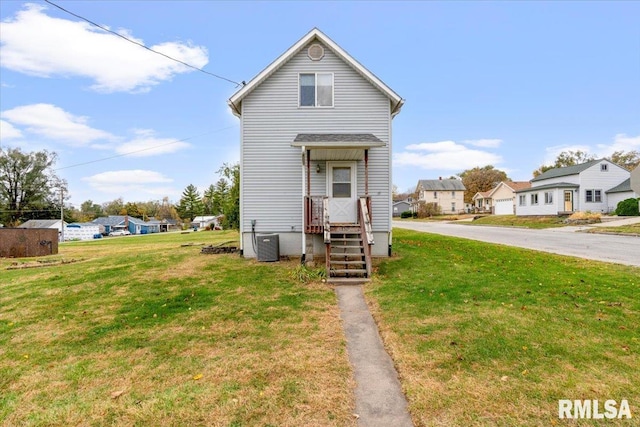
[{"x1": 392, "y1": 220, "x2": 640, "y2": 267}]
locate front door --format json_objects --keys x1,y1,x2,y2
[
  {"x1": 564, "y1": 190, "x2": 573, "y2": 212},
  {"x1": 327, "y1": 162, "x2": 357, "y2": 223}
]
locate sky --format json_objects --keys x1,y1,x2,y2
[{"x1": 1, "y1": 1, "x2": 639, "y2": 208}]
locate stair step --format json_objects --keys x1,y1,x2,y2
[
  {"x1": 330, "y1": 253, "x2": 364, "y2": 259},
  {"x1": 327, "y1": 277, "x2": 371, "y2": 285},
  {"x1": 331, "y1": 260, "x2": 366, "y2": 265},
  {"x1": 330, "y1": 269, "x2": 367, "y2": 275},
  {"x1": 330, "y1": 237, "x2": 361, "y2": 241}
]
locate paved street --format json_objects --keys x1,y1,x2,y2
[{"x1": 393, "y1": 220, "x2": 640, "y2": 268}]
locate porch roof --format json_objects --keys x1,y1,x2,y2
[{"x1": 292, "y1": 133, "x2": 385, "y2": 148}]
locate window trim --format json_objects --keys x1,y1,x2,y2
[
  {"x1": 531, "y1": 193, "x2": 539, "y2": 205},
  {"x1": 601, "y1": 163, "x2": 608, "y2": 172},
  {"x1": 298, "y1": 72, "x2": 334, "y2": 108},
  {"x1": 585, "y1": 189, "x2": 602, "y2": 203},
  {"x1": 519, "y1": 195, "x2": 526, "y2": 206},
  {"x1": 544, "y1": 191, "x2": 553, "y2": 204}
]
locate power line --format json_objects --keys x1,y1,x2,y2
[
  {"x1": 42, "y1": 0, "x2": 243, "y2": 87},
  {"x1": 54, "y1": 125, "x2": 237, "y2": 171}
]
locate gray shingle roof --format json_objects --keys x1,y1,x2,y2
[
  {"x1": 19, "y1": 219, "x2": 63, "y2": 228},
  {"x1": 515, "y1": 182, "x2": 579, "y2": 192},
  {"x1": 531, "y1": 159, "x2": 602, "y2": 182},
  {"x1": 606, "y1": 178, "x2": 632, "y2": 193},
  {"x1": 294, "y1": 133, "x2": 382, "y2": 143},
  {"x1": 417, "y1": 179, "x2": 466, "y2": 191}
]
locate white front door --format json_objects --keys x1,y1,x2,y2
[{"x1": 327, "y1": 162, "x2": 357, "y2": 223}]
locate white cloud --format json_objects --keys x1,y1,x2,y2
[
  {"x1": 0, "y1": 119, "x2": 23, "y2": 139},
  {"x1": 0, "y1": 4, "x2": 209, "y2": 93},
  {"x1": 1, "y1": 103, "x2": 115, "y2": 145},
  {"x1": 82, "y1": 169, "x2": 175, "y2": 195},
  {"x1": 596, "y1": 133, "x2": 640, "y2": 156},
  {"x1": 395, "y1": 139, "x2": 502, "y2": 170},
  {"x1": 115, "y1": 129, "x2": 191, "y2": 157},
  {"x1": 463, "y1": 138, "x2": 502, "y2": 148}
]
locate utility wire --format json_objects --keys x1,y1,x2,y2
[
  {"x1": 54, "y1": 125, "x2": 237, "y2": 171},
  {"x1": 43, "y1": 0, "x2": 243, "y2": 87}
]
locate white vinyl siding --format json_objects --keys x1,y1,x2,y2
[{"x1": 239, "y1": 41, "x2": 393, "y2": 254}]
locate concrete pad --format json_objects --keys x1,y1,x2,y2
[{"x1": 335, "y1": 285, "x2": 414, "y2": 427}]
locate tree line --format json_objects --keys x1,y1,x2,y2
[{"x1": 0, "y1": 148, "x2": 239, "y2": 228}]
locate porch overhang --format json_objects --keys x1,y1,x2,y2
[{"x1": 292, "y1": 133, "x2": 385, "y2": 161}]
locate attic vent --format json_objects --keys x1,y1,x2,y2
[{"x1": 307, "y1": 44, "x2": 325, "y2": 61}]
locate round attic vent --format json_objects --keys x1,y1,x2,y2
[{"x1": 307, "y1": 43, "x2": 325, "y2": 61}]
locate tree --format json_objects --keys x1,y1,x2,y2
[
  {"x1": 609, "y1": 150, "x2": 640, "y2": 171},
  {"x1": 458, "y1": 166, "x2": 509, "y2": 204},
  {"x1": 157, "y1": 196, "x2": 180, "y2": 221},
  {"x1": 177, "y1": 184, "x2": 204, "y2": 221},
  {"x1": 79, "y1": 199, "x2": 104, "y2": 221},
  {"x1": 217, "y1": 163, "x2": 240, "y2": 229},
  {"x1": 123, "y1": 202, "x2": 142, "y2": 218},
  {"x1": 102, "y1": 198, "x2": 124, "y2": 215},
  {"x1": 533, "y1": 150, "x2": 596, "y2": 177},
  {"x1": 0, "y1": 148, "x2": 66, "y2": 226}
]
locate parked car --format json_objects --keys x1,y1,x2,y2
[{"x1": 108, "y1": 230, "x2": 131, "y2": 236}]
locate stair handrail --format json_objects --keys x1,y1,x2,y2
[
  {"x1": 322, "y1": 197, "x2": 330, "y2": 244},
  {"x1": 359, "y1": 197, "x2": 374, "y2": 245}
]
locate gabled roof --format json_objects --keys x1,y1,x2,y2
[
  {"x1": 92, "y1": 215, "x2": 146, "y2": 226},
  {"x1": 228, "y1": 28, "x2": 404, "y2": 117},
  {"x1": 417, "y1": 179, "x2": 466, "y2": 192},
  {"x1": 472, "y1": 191, "x2": 491, "y2": 201},
  {"x1": 531, "y1": 159, "x2": 629, "y2": 182},
  {"x1": 19, "y1": 219, "x2": 64, "y2": 228},
  {"x1": 606, "y1": 178, "x2": 632, "y2": 194},
  {"x1": 487, "y1": 181, "x2": 531, "y2": 197}
]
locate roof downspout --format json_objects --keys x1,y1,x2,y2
[{"x1": 301, "y1": 146, "x2": 307, "y2": 263}]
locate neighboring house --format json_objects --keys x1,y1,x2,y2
[
  {"x1": 228, "y1": 28, "x2": 403, "y2": 280},
  {"x1": 414, "y1": 178, "x2": 466, "y2": 214},
  {"x1": 472, "y1": 190, "x2": 492, "y2": 213},
  {"x1": 191, "y1": 215, "x2": 222, "y2": 230},
  {"x1": 19, "y1": 219, "x2": 66, "y2": 240},
  {"x1": 64, "y1": 223, "x2": 101, "y2": 241},
  {"x1": 488, "y1": 181, "x2": 532, "y2": 215},
  {"x1": 92, "y1": 215, "x2": 160, "y2": 235},
  {"x1": 515, "y1": 159, "x2": 630, "y2": 216},
  {"x1": 392, "y1": 199, "x2": 412, "y2": 217},
  {"x1": 148, "y1": 217, "x2": 180, "y2": 232}
]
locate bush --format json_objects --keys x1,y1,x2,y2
[
  {"x1": 615, "y1": 198, "x2": 640, "y2": 216},
  {"x1": 400, "y1": 210, "x2": 413, "y2": 218},
  {"x1": 416, "y1": 202, "x2": 442, "y2": 218}
]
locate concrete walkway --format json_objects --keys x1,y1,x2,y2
[{"x1": 335, "y1": 285, "x2": 414, "y2": 427}]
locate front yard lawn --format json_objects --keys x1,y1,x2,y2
[
  {"x1": 465, "y1": 214, "x2": 566, "y2": 229},
  {"x1": 1, "y1": 231, "x2": 354, "y2": 426},
  {"x1": 370, "y1": 228, "x2": 639, "y2": 426}
]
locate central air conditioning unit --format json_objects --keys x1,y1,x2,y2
[{"x1": 256, "y1": 234, "x2": 279, "y2": 262}]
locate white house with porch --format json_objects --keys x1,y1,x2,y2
[
  {"x1": 228, "y1": 28, "x2": 403, "y2": 280},
  {"x1": 515, "y1": 159, "x2": 630, "y2": 216}
]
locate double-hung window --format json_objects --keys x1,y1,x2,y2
[
  {"x1": 519, "y1": 195, "x2": 526, "y2": 206},
  {"x1": 299, "y1": 73, "x2": 333, "y2": 107},
  {"x1": 531, "y1": 194, "x2": 539, "y2": 205},
  {"x1": 585, "y1": 189, "x2": 602, "y2": 203},
  {"x1": 544, "y1": 192, "x2": 553, "y2": 204}
]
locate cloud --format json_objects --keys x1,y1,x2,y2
[
  {"x1": 395, "y1": 139, "x2": 503, "y2": 171},
  {"x1": 463, "y1": 138, "x2": 502, "y2": 148},
  {"x1": 1, "y1": 103, "x2": 115, "y2": 145},
  {"x1": 0, "y1": 119, "x2": 23, "y2": 139},
  {"x1": 596, "y1": 133, "x2": 640, "y2": 156},
  {"x1": 83, "y1": 169, "x2": 175, "y2": 195},
  {"x1": 0, "y1": 3, "x2": 209, "y2": 93},
  {"x1": 115, "y1": 129, "x2": 191, "y2": 157}
]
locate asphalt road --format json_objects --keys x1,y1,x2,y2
[{"x1": 392, "y1": 220, "x2": 640, "y2": 268}]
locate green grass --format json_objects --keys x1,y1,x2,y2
[
  {"x1": 0, "y1": 231, "x2": 354, "y2": 426},
  {"x1": 587, "y1": 223, "x2": 640, "y2": 236},
  {"x1": 465, "y1": 214, "x2": 567, "y2": 229},
  {"x1": 369, "y1": 228, "x2": 639, "y2": 426}
]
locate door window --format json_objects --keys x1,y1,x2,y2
[{"x1": 332, "y1": 167, "x2": 351, "y2": 198}]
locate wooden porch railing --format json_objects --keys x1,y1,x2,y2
[
  {"x1": 358, "y1": 196, "x2": 373, "y2": 278},
  {"x1": 323, "y1": 198, "x2": 331, "y2": 273},
  {"x1": 304, "y1": 196, "x2": 325, "y2": 234}
]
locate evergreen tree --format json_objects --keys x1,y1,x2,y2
[{"x1": 177, "y1": 184, "x2": 204, "y2": 221}]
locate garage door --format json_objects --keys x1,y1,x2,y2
[{"x1": 494, "y1": 198, "x2": 514, "y2": 215}]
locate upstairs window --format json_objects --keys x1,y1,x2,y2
[
  {"x1": 299, "y1": 73, "x2": 333, "y2": 107},
  {"x1": 601, "y1": 163, "x2": 608, "y2": 172}
]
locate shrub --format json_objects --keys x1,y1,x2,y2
[
  {"x1": 568, "y1": 211, "x2": 601, "y2": 221},
  {"x1": 400, "y1": 210, "x2": 413, "y2": 218},
  {"x1": 416, "y1": 202, "x2": 442, "y2": 218},
  {"x1": 615, "y1": 198, "x2": 640, "y2": 216}
]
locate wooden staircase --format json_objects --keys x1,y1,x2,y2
[
  {"x1": 323, "y1": 197, "x2": 374, "y2": 284},
  {"x1": 328, "y1": 225, "x2": 368, "y2": 280}
]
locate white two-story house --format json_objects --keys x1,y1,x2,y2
[
  {"x1": 414, "y1": 178, "x2": 465, "y2": 214},
  {"x1": 228, "y1": 28, "x2": 403, "y2": 280},
  {"x1": 515, "y1": 159, "x2": 631, "y2": 215}
]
